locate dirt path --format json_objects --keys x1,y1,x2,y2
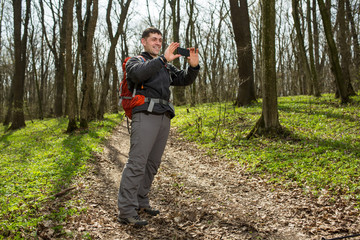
[{"x1": 43, "y1": 121, "x2": 359, "y2": 240}]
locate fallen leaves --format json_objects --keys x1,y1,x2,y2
[{"x1": 35, "y1": 122, "x2": 360, "y2": 240}]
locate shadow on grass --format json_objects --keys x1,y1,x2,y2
[
  {"x1": 0, "y1": 130, "x2": 13, "y2": 150},
  {"x1": 278, "y1": 105, "x2": 360, "y2": 123}
]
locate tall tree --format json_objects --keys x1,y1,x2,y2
[
  {"x1": 229, "y1": 0, "x2": 257, "y2": 106},
  {"x1": 10, "y1": 0, "x2": 30, "y2": 130},
  {"x1": 248, "y1": 0, "x2": 282, "y2": 138},
  {"x1": 312, "y1": 0, "x2": 322, "y2": 79},
  {"x1": 337, "y1": 0, "x2": 356, "y2": 96},
  {"x1": 78, "y1": 0, "x2": 98, "y2": 128},
  {"x1": 345, "y1": 0, "x2": 360, "y2": 82},
  {"x1": 292, "y1": 0, "x2": 313, "y2": 95},
  {"x1": 317, "y1": 0, "x2": 350, "y2": 103},
  {"x1": 97, "y1": 0, "x2": 131, "y2": 120},
  {"x1": 35, "y1": 2, "x2": 51, "y2": 120},
  {"x1": 64, "y1": 0, "x2": 77, "y2": 132},
  {"x1": 39, "y1": 0, "x2": 65, "y2": 117},
  {"x1": 185, "y1": 0, "x2": 197, "y2": 106},
  {"x1": 0, "y1": 0, "x2": 4, "y2": 123},
  {"x1": 306, "y1": 0, "x2": 321, "y2": 97},
  {"x1": 169, "y1": 0, "x2": 186, "y2": 105},
  {"x1": 54, "y1": 0, "x2": 69, "y2": 117}
]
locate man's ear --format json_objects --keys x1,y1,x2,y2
[{"x1": 141, "y1": 38, "x2": 146, "y2": 46}]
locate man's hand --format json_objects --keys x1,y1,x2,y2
[
  {"x1": 163, "y1": 42, "x2": 181, "y2": 62},
  {"x1": 187, "y1": 47, "x2": 199, "y2": 67}
]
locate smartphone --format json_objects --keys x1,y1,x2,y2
[{"x1": 177, "y1": 47, "x2": 190, "y2": 57}]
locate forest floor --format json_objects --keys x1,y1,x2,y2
[{"x1": 38, "y1": 121, "x2": 360, "y2": 240}]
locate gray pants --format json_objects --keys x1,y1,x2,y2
[{"x1": 118, "y1": 112, "x2": 170, "y2": 218}]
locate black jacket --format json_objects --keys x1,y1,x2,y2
[{"x1": 125, "y1": 52, "x2": 200, "y2": 118}]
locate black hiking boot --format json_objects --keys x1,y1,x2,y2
[
  {"x1": 137, "y1": 207, "x2": 160, "y2": 216},
  {"x1": 118, "y1": 215, "x2": 148, "y2": 226}
]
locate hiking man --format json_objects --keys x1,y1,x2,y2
[{"x1": 118, "y1": 27, "x2": 200, "y2": 226}]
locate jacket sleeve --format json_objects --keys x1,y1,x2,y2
[
  {"x1": 169, "y1": 64, "x2": 200, "y2": 86},
  {"x1": 126, "y1": 56, "x2": 164, "y2": 85}
]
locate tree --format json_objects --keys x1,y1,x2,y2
[
  {"x1": 97, "y1": 0, "x2": 131, "y2": 120},
  {"x1": 39, "y1": 0, "x2": 66, "y2": 118},
  {"x1": 317, "y1": 0, "x2": 350, "y2": 103},
  {"x1": 185, "y1": 0, "x2": 197, "y2": 106},
  {"x1": 0, "y1": 0, "x2": 4, "y2": 123},
  {"x1": 9, "y1": 0, "x2": 30, "y2": 130},
  {"x1": 292, "y1": 0, "x2": 315, "y2": 96},
  {"x1": 78, "y1": 0, "x2": 98, "y2": 128},
  {"x1": 169, "y1": 0, "x2": 186, "y2": 105},
  {"x1": 306, "y1": 0, "x2": 321, "y2": 97},
  {"x1": 229, "y1": 0, "x2": 256, "y2": 106},
  {"x1": 337, "y1": 0, "x2": 356, "y2": 96},
  {"x1": 247, "y1": 0, "x2": 282, "y2": 138},
  {"x1": 345, "y1": 0, "x2": 360, "y2": 84},
  {"x1": 64, "y1": 0, "x2": 77, "y2": 133}
]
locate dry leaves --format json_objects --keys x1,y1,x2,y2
[{"x1": 37, "y1": 122, "x2": 360, "y2": 240}]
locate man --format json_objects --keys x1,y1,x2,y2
[{"x1": 118, "y1": 27, "x2": 200, "y2": 226}]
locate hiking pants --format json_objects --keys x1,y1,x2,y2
[{"x1": 118, "y1": 112, "x2": 171, "y2": 218}]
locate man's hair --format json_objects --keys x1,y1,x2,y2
[{"x1": 141, "y1": 27, "x2": 162, "y2": 39}]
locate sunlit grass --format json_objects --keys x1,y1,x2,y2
[
  {"x1": 0, "y1": 114, "x2": 123, "y2": 238},
  {"x1": 172, "y1": 93, "x2": 360, "y2": 203}
]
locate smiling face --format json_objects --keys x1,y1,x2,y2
[{"x1": 141, "y1": 33, "x2": 163, "y2": 58}]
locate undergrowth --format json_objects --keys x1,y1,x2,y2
[
  {"x1": 172, "y1": 94, "x2": 360, "y2": 204},
  {"x1": 0, "y1": 114, "x2": 123, "y2": 239}
]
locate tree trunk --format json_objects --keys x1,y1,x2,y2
[
  {"x1": 97, "y1": 0, "x2": 131, "y2": 120},
  {"x1": 317, "y1": 0, "x2": 350, "y2": 103},
  {"x1": 306, "y1": 0, "x2": 321, "y2": 97},
  {"x1": 247, "y1": 0, "x2": 282, "y2": 138},
  {"x1": 0, "y1": 0, "x2": 4, "y2": 123},
  {"x1": 312, "y1": 0, "x2": 321, "y2": 75},
  {"x1": 169, "y1": 0, "x2": 186, "y2": 105},
  {"x1": 345, "y1": 0, "x2": 360, "y2": 84},
  {"x1": 53, "y1": 0, "x2": 68, "y2": 117},
  {"x1": 64, "y1": 0, "x2": 77, "y2": 133},
  {"x1": 229, "y1": 0, "x2": 257, "y2": 106},
  {"x1": 10, "y1": 0, "x2": 30, "y2": 130},
  {"x1": 338, "y1": 0, "x2": 356, "y2": 96},
  {"x1": 79, "y1": 0, "x2": 98, "y2": 129},
  {"x1": 292, "y1": 0, "x2": 313, "y2": 95},
  {"x1": 111, "y1": 64, "x2": 120, "y2": 113}
]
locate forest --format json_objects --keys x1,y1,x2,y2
[
  {"x1": 1, "y1": 0, "x2": 360, "y2": 239},
  {"x1": 0, "y1": 0, "x2": 359, "y2": 131}
]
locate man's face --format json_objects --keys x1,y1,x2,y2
[{"x1": 141, "y1": 33, "x2": 162, "y2": 58}]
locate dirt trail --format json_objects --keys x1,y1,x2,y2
[{"x1": 44, "y1": 121, "x2": 359, "y2": 240}]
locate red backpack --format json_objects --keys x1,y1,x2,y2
[{"x1": 119, "y1": 56, "x2": 146, "y2": 119}]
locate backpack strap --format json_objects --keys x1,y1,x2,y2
[{"x1": 132, "y1": 55, "x2": 146, "y2": 96}]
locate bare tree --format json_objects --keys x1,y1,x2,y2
[
  {"x1": 306, "y1": 0, "x2": 321, "y2": 97},
  {"x1": 345, "y1": 0, "x2": 360, "y2": 86},
  {"x1": 97, "y1": 0, "x2": 132, "y2": 120},
  {"x1": 34, "y1": 2, "x2": 51, "y2": 120},
  {"x1": 229, "y1": 0, "x2": 257, "y2": 106},
  {"x1": 317, "y1": 0, "x2": 350, "y2": 103},
  {"x1": 63, "y1": 0, "x2": 77, "y2": 132},
  {"x1": 9, "y1": 0, "x2": 31, "y2": 130},
  {"x1": 169, "y1": 0, "x2": 186, "y2": 105},
  {"x1": 292, "y1": 0, "x2": 313, "y2": 96},
  {"x1": 248, "y1": 0, "x2": 282, "y2": 138},
  {"x1": 39, "y1": 1, "x2": 65, "y2": 117},
  {"x1": 0, "y1": 0, "x2": 4, "y2": 123},
  {"x1": 337, "y1": 0, "x2": 356, "y2": 96},
  {"x1": 185, "y1": 0, "x2": 198, "y2": 106},
  {"x1": 78, "y1": 0, "x2": 98, "y2": 129}
]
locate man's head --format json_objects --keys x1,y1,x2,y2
[{"x1": 141, "y1": 27, "x2": 163, "y2": 58}]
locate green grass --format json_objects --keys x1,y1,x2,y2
[
  {"x1": 172, "y1": 94, "x2": 360, "y2": 203},
  {"x1": 0, "y1": 114, "x2": 123, "y2": 239}
]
